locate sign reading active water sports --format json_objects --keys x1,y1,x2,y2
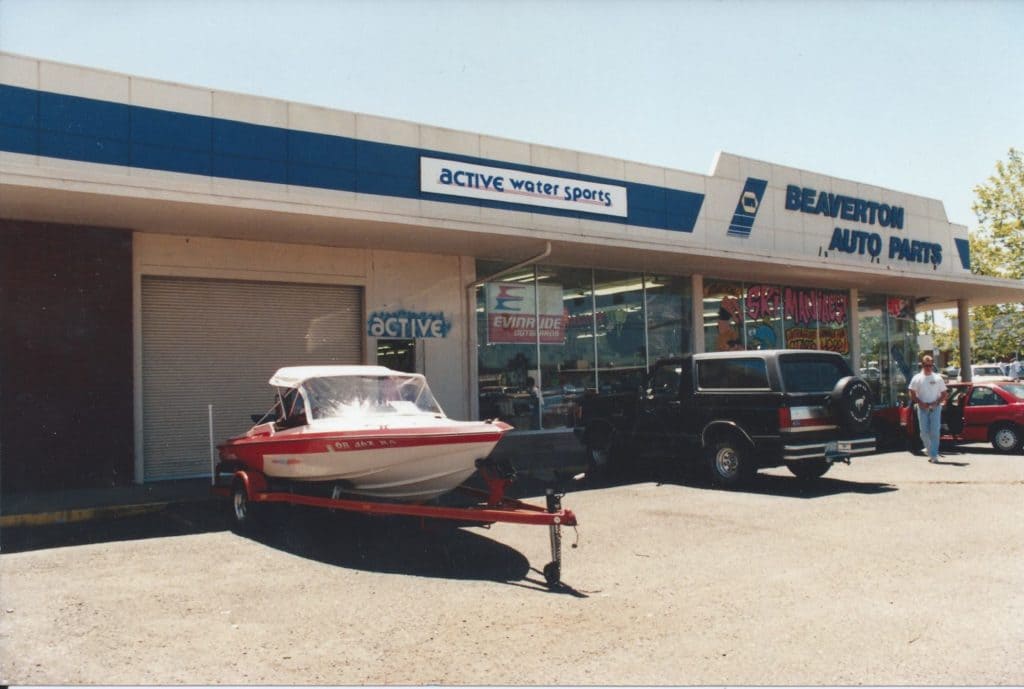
[{"x1": 421, "y1": 157, "x2": 628, "y2": 218}]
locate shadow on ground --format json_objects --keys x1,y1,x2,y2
[
  {"x1": 1, "y1": 499, "x2": 582, "y2": 594},
  {"x1": 240, "y1": 507, "x2": 580, "y2": 593},
  {"x1": 537, "y1": 459, "x2": 899, "y2": 500},
  {"x1": 0, "y1": 500, "x2": 227, "y2": 554}
]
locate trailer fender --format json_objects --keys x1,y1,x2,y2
[{"x1": 233, "y1": 470, "x2": 268, "y2": 499}]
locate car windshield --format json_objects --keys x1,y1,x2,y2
[
  {"x1": 779, "y1": 356, "x2": 851, "y2": 393},
  {"x1": 301, "y1": 374, "x2": 443, "y2": 419},
  {"x1": 1000, "y1": 383, "x2": 1024, "y2": 400}
]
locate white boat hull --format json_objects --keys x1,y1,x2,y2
[{"x1": 262, "y1": 439, "x2": 498, "y2": 501}]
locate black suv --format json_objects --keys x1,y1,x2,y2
[{"x1": 575, "y1": 350, "x2": 875, "y2": 486}]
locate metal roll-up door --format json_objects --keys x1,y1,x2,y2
[{"x1": 141, "y1": 276, "x2": 362, "y2": 481}]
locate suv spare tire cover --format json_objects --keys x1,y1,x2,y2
[{"x1": 830, "y1": 376, "x2": 874, "y2": 434}]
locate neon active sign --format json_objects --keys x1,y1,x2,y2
[
  {"x1": 421, "y1": 157, "x2": 627, "y2": 217},
  {"x1": 367, "y1": 310, "x2": 451, "y2": 338}
]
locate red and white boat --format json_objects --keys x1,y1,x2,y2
[{"x1": 217, "y1": 366, "x2": 512, "y2": 502}]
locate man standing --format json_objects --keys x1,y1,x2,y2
[{"x1": 908, "y1": 355, "x2": 948, "y2": 463}]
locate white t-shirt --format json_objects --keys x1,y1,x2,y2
[{"x1": 908, "y1": 371, "x2": 947, "y2": 405}]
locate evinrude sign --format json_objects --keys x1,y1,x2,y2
[
  {"x1": 421, "y1": 157, "x2": 628, "y2": 217},
  {"x1": 485, "y1": 282, "x2": 565, "y2": 344}
]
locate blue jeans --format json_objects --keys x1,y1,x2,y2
[{"x1": 917, "y1": 404, "x2": 942, "y2": 460}]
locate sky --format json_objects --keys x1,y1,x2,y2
[{"x1": 1, "y1": 0, "x2": 1021, "y2": 229}]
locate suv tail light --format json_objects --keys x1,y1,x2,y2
[
  {"x1": 778, "y1": 407, "x2": 793, "y2": 430},
  {"x1": 783, "y1": 405, "x2": 834, "y2": 429}
]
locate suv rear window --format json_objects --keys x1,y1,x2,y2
[
  {"x1": 780, "y1": 357, "x2": 850, "y2": 393},
  {"x1": 697, "y1": 358, "x2": 770, "y2": 390}
]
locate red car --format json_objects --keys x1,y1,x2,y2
[{"x1": 904, "y1": 381, "x2": 1024, "y2": 454}]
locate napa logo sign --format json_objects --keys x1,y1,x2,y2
[
  {"x1": 421, "y1": 157, "x2": 628, "y2": 217},
  {"x1": 727, "y1": 177, "x2": 768, "y2": 238}
]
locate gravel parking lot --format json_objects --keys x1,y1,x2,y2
[{"x1": 2, "y1": 446, "x2": 1022, "y2": 685}]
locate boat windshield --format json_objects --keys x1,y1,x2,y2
[{"x1": 302, "y1": 374, "x2": 444, "y2": 420}]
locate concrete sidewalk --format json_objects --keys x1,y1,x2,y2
[{"x1": 0, "y1": 478, "x2": 216, "y2": 528}]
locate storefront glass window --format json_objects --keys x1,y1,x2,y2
[
  {"x1": 858, "y1": 293, "x2": 918, "y2": 408},
  {"x1": 645, "y1": 274, "x2": 692, "y2": 363},
  {"x1": 743, "y1": 282, "x2": 785, "y2": 351},
  {"x1": 703, "y1": 280, "x2": 852, "y2": 364},
  {"x1": 593, "y1": 270, "x2": 647, "y2": 393},
  {"x1": 476, "y1": 262, "x2": 540, "y2": 430},
  {"x1": 703, "y1": 280, "x2": 745, "y2": 352},
  {"x1": 885, "y1": 296, "x2": 918, "y2": 407},
  {"x1": 857, "y1": 293, "x2": 890, "y2": 406},
  {"x1": 476, "y1": 263, "x2": 694, "y2": 431},
  {"x1": 476, "y1": 262, "x2": 917, "y2": 429},
  {"x1": 782, "y1": 286, "x2": 851, "y2": 360},
  {"x1": 539, "y1": 266, "x2": 595, "y2": 430}
]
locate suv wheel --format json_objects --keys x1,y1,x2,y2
[
  {"x1": 787, "y1": 459, "x2": 830, "y2": 480},
  {"x1": 706, "y1": 438, "x2": 754, "y2": 487},
  {"x1": 830, "y1": 376, "x2": 874, "y2": 434}
]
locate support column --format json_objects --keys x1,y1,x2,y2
[
  {"x1": 849, "y1": 288, "x2": 860, "y2": 368},
  {"x1": 692, "y1": 274, "x2": 705, "y2": 353},
  {"x1": 958, "y1": 299, "x2": 972, "y2": 381}
]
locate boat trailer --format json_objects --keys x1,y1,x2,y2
[{"x1": 212, "y1": 459, "x2": 578, "y2": 588}]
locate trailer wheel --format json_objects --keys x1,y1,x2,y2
[
  {"x1": 991, "y1": 424, "x2": 1022, "y2": 454},
  {"x1": 543, "y1": 561, "x2": 561, "y2": 588},
  {"x1": 786, "y1": 459, "x2": 830, "y2": 480},
  {"x1": 230, "y1": 479, "x2": 261, "y2": 533},
  {"x1": 706, "y1": 437, "x2": 754, "y2": 487}
]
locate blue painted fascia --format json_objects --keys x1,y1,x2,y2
[{"x1": 0, "y1": 84, "x2": 704, "y2": 232}]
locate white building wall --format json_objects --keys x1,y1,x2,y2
[
  {"x1": 708, "y1": 152, "x2": 972, "y2": 279},
  {"x1": 366, "y1": 249, "x2": 471, "y2": 419},
  {"x1": 133, "y1": 234, "x2": 471, "y2": 418}
]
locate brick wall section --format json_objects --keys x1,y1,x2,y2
[{"x1": 1, "y1": 220, "x2": 133, "y2": 492}]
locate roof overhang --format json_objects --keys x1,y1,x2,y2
[{"x1": 3, "y1": 177, "x2": 1022, "y2": 309}]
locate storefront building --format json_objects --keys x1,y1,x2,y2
[{"x1": 3, "y1": 52, "x2": 1022, "y2": 493}]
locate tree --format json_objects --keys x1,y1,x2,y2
[
  {"x1": 969, "y1": 148, "x2": 1024, "y2": 362},
  {"x1": 918, "y1": 313, "x2": 958, "y2": 361}
]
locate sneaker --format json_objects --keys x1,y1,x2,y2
[{"x1": 928, "y1": 458, "x2": 938, "y2": 463}]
